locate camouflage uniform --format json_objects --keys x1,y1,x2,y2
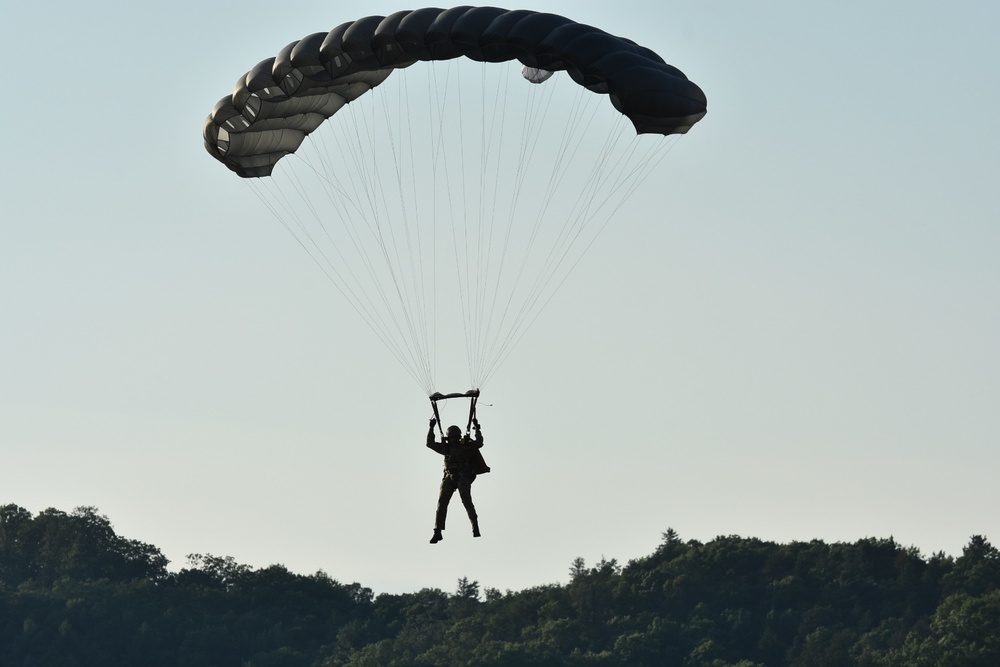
[{"x1": 427, "y1": 423, "x2": 485, "y2": 535}]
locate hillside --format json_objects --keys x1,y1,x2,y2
[{"x1": 1, "y1": 504, "x2": 997, "y2": 666}]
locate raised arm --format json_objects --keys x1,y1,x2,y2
[{"x1": 426, "y1": 418, "x2": 444, "y2": 454}]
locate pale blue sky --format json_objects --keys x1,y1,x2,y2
[{"x1": 1, "y1": 1, "x2": 998, "y2": 594}]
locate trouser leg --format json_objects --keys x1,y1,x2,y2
[
  {"x1": 435, "y1": 477, "x2": 457, "y2": 530},
  {"x1": 457, "y1": 477, "x2": 477, "y2": 526}
]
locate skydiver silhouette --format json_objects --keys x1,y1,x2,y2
[{"x1": 426, "y1": 417, "x2": 488, "y2": 544}]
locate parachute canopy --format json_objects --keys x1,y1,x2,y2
[
  {"x1": 202, "y1": 8, "x2": 707, "y2": 395},
  {"x1": 203, "y1": 7, "x2": 707, "y2": 178}
]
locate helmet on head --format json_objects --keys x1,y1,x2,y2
[{"x1": 447, "y1": 425, "x2": 462, "y2": 438}]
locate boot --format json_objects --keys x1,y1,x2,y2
[
  {"x1": 430, "y1": 529, "x2": 443, "y2": 544},
  {"x1": 472, "y1": 520, "x2": 481, "y2": 538}
]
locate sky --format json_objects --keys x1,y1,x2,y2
[{"x1": 2, "y1": 1, "x2": 998, "y2": 596}]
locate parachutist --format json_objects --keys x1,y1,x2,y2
[{"x1": 426, "y1": 418, "x2": 489, "y2": 543}]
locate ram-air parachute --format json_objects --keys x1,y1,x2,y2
[{"x1": 203, "y1": 7, "x2": 706, "y2": 396}]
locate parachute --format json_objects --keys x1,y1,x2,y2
[{"x1": 203, "y1": 7, "x2": 706, "y2": 396}]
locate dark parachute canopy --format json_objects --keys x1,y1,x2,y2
[{"x1": 203, "y1": 6, "x2": 706, "y2": 178}]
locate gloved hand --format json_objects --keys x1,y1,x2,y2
[{"x1": 429, "y1": 418, "x2": 437, "y2": 428}]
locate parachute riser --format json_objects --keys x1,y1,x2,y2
[
  {"x1": 429, "y1": 388, "x2": 481, "y2": 438},
  {"x1": 467, "y1": 394, "x2": 478, "y2": 436}
]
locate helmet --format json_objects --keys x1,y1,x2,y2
[{"x1": 447, "y1": 425, "x2": 462, "y2": 438}]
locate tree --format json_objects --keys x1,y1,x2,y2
[
  {"x1": 891, "y1": 591, "x2": 1000, "y2": 666},
  {"x1": 943, "y1": 535, "x2": 1000, "y2": 597},
  {"x1": 0, "y1": 505, "x2": 168, "y2": 585},
  {"x1": 455, "y1": 577, "x2": 480, "y2": 601}
]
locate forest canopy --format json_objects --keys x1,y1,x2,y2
[{"x1": 1, "y1": 503, "x2": 997, "y2": 666}]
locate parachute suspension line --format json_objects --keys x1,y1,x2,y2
[
  {"x1": 453, "y1": 61, "x2": 476, "y2": 389},
  {"x1": 530, "y1": 80, "x2": 611, "y2": 259},
  {"x1": 354, "y1": 92, "x2": 437, "y2": 390},
  {"x1": 487, "y1": 120, "x2": 631, "y2": 372},
  {"x1": 301, "y1": 130, "x2": 435, "y2": 393},
  {"x1": 419, "y1": 70, "x2": 438, "y2": 390},
  {"x1": 487, "y1": 68, "x2": 565, "y2": 373},
  {"x1": 246, "y1": 167, "x2": 387, "y2": 331},
  {"x1": 476, "y1": 120, "x2": 677, "y2": 387},
  {"x1": 477, "y1": 78, "x2": 596, "y2": 375},
  {"x1": 377, "y1": 76, "x2": 434, "y2": 389},
  {"x1": 425, "y1": 61, "x2": 469, "y2": 394},
  {"x1": 471, "y1": 62, "x2": 491, "y2": 386},
  {"x1": 469, "y1": 62, "x2": 511, "y2": 386},
  {"x1": 529, "y1": 113, "x2": 629, "y2": 288},
  {"x1": 595, "y1": 129, "x2": 680, "y2": 223},
  {"x1": 287, "y1": 88, "x2": 448, "y2": 392},
  {"x1": 242, "y1": 176, "x2": 430, "y2": 390},
  {"x1": 319, "y1": 108, "x2": 396, "y2": 293},
  {"x1": 553, "y1": 123, "x2": 677, "y2": 273},
  {"x1": 300, "y1": 119, "x2": 396, "y2": 304},
  {"x1": 501, "y1": 124, "x2": 632, "y2": 342},
  {"x1": 248, "y1": 60, "x2": 683, "y2": 396},
  {"x1": 398, "y1": 71, "x2": 435, "y2": 389},
  {"x1": 469, "y1": 71, "x2": 559, "y2": 380},
  {"x1": 461, "y1": 62, "x2": 554, "y2": 388},
  {"x1": 489, "y1": 135, "x2": 676, "y2": 379},
  {"x1": 289, "y1": 131, "x2": 407, "y2": 352},
  {"x1": 480, "y1": 65, "x2": 517, "y2": 385},
  {"x1": 427, "y1": 61, "x2": 478, "y2": 391},
  {"x1": 324, "y1": 103, "x2": 433, "y2": 391},
  {"x1": 430, "y1": 63, "x2": 459, "y2": 375},
  {"x1": 359, "y1": 98, "x2": 425, "y2": 377}
]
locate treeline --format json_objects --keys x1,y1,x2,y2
[{"x1": 1, "y1": 505, "x2": 998, "y2": 666}]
